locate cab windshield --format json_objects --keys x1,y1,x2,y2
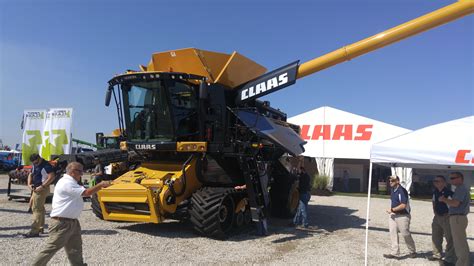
[{"x1": 123, "y1": 80, "x2": 198, "y2": 142}]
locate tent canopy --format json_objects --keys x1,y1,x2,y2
[{"x1": 371, "y1": 116, "x2": 474, "y2": 170}]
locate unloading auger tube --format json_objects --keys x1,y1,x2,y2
[
  {"x1": 236, "y1": 0, "x2": 474, "y2": 104},
  {"x1": 95, "y1": 0, "x2": 473, "y2": 240}
]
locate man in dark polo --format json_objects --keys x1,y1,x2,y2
[
  {"x1": 24, "y1": 153, "x2": 55, "y2": 237},
  {"x1": 383, "y1": 175, "x2": 416, "y2": 259},
  {"x1": 439, "y1": 172, "x2": 471, "y2": 266},
  {"x1": 429, "y1": 175, "x2": 455, "y2": 263}
]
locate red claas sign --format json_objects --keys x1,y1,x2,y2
[
  {"x1": 455, "y1": 150, "x2": 474, "y2": 164},
  {"x1": 300, "y1": 124, "x2": 373, "y2": 140}
]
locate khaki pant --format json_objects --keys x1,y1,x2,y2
[
  {"x1": 32, "y1": 218, "x2": 84, "y2": 266},
  {"x1": 449, "y1": 215, "x2": 470, "y2": 266},
  {"x1": 389, "y1": 214, "x2": 416, "y2": 255},
  {"x1": 432, "y1": 214, "x2": 455, "y2": 262},
  {"x1": 31, "y1": 186, "x2": 50, "y2": 234}
]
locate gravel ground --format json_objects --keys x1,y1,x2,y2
[{"x1": 1, "y1": 174, "x2": 473, "y2": 265}]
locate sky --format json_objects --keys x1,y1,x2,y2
[{"x1": 0, "y1": 0, "x2": 473, "y2": 147}]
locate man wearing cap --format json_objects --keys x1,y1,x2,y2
[
  {"x1": 32, "y1": 162, "x2": 111, "y2": 266},
  {"x1": 439, "y1": 172, "x2": 471, "y2": 266},
  {"x1": 24, "y1": 153, "x2": 56, "y2": 238},
  {"x1": 429, "y1": 175, "x2": 455, "y2": 263},
  {"x1": 383, "y1": 175, "x2": 416, "y2": 259}
]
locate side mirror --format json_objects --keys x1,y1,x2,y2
[
  {"x1": 199, "y1": 81, "x2": 208, "y2": 100},
  {"x1": 105, "y1": 86, "x2": 113, "y2": 106}
]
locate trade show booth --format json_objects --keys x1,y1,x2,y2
[{"x1": 289, "y1": 106, "x2": 411, "y2": 192}]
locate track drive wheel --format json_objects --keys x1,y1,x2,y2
[
  {"x1": 189, "y1": 187, "x2": 235, "y2": 239},
  {"x1": 270, "y1": 173, "x2": 300, "y2": 218},
  {"x1": 91, "y1": 194, "x2": 104, "y2": 220}
]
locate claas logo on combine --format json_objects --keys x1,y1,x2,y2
[
  {"x1": 241, "y1": 73, "x2": 288, "y2": 101},
  {"x1": 135, "y1": 144, "x2": 157, "y2": 150},
  {"x1": 300, "y1": 124, "x2": 373, "y2": 141}
]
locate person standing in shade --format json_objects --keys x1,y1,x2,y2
[
  {"x1": 343, "y1": 170, "x2": 349, "y2": 192},
  {"x1": 429, "y1": 175, "x2": 455, "y2": 263},
  {"x1": 32, "y1": 162, "x2": 111, "y2": 266},
  {"x1": 292, "y1": 167, "x2": 312, "y2": 228},
  {"x1": 24, "y1": 153, "x2": 55, "y2": 238},
  {"x1": 383, "y1": 175, "x2": 416, "y2": 259},
  {"x1": 439, "y1": 172, "x2": 471, "y2": 266}
]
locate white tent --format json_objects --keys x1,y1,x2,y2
[
  {"x1": 289, "y1": 106, "x2": 411, "y2": 190},
  {"x1": 364, "y1": 116, "x2": 474, "y2": 264},
  {"x1": 370, "y1": 116, "x2": 474, "y2": 170}
]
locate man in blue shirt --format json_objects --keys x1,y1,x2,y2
[
  {"x1": 439, "y1": 172, "x2": 471, "y2": 266},
  {"x1": 383, "y1": 175, "x2": 416, "y2": 259},
  {"x1": 24, "y1": 154, "x2": 55, "y2": 238},
  {"x1": 429, "y1": 175, "x2": 455, "y2": 263}
]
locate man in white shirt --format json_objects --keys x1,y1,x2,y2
[{"x1": 32, "y1": 162, "x2": 111, "y2": 266}]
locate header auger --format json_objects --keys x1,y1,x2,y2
[{"x1": 90, "y1": 1, "x2": 473, "y2": 239}]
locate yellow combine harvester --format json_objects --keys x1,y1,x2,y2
[{"x1": 88, "y1": 1, "x2": 473, "y2": 239}]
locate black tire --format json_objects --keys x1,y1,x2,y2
[
  {"x1": 270, "y1": 170, "x2": 299, "y2": 218},
  {"x1": 9, "y1": 169, "x2": 28, "y2": 184},
  {"x1": 18, "y1": 170, "x2": 29, "y2": 184},
  {"x1": 234, "y1": 211, "x2": 244, "y2": 228},
  {"x1": 8, "y1": 170, "x2": 18, "y2": 183},
  {"x1": 91, "y1": 194, "x2": 104, "y2": 219},
  {"x1": 189, "y1": 187, "x2": 235, "y2": 239}
]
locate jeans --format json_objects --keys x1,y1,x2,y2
[{"x1": 293, "y1": 192, "x2": 311, "y2": 227}]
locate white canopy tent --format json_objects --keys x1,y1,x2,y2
[
  {"x1": 289, "y1": 106, "x2": 410, "y2": 190},
  {"x1": 364, "y1": 116, "x2": 474, "y2": 265}
]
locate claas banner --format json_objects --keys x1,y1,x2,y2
[{"x1": 21, "y1": 108, "x2": 73, "y2": 165}]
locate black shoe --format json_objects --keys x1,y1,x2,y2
[
  {"x1": 383, "y1": 254, "x2": 398, "y2": 259},
  {"x1": 441, "y1": 258, "x2": 455, "y2": 266},
  {"x1": 408, "y1": 252, "x2": 416, "y2": 259},
  {"x1": 22, "y1": 232, "x2": 40, "y2": 238}
]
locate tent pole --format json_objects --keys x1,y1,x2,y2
[{"x1": 364, "y1": 162, "x2": 373, "y2": 266}]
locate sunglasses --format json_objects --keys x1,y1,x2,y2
[
  {"x1": 450, "y1": 176, "x2": 460, "y2": 180},
  {"x1": 433, "y1": 180, "x2": 443, "y2": 183},
  {"x1": 73, "y1": 169, "x2": 84, "y2": 174}
]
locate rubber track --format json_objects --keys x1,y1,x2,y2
[
  {"x1": 91, "y1": 194, "x2": 104, "y2": 219},
  {"x1": 189, "y1": 187, "x2": 235, "y2": 239}
]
